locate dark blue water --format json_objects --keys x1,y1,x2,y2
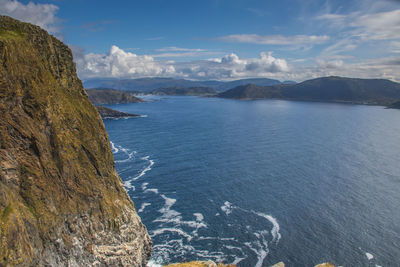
[{"x1": 104, "y1": 96, "x2": 400, "y2": 267}]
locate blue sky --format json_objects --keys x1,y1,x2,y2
[{"x1": 1, "y1": 0, "x2": 400, "y2": 81}]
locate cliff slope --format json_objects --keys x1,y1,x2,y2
[{"x1": 0, "y1": 16, "x2": 151, "y2": 266}]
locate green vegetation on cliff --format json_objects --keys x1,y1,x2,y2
[{"x1": 0, "y1": 16, "x2": 151, "y2": 266}]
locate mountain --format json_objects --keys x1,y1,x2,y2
[
  {"x1": 83, "y1": 77, "x2": 286, "y2": 93},
  {"x1": 218, "y1": 76, "x2": 400, "y2": 105},
  {"x1": 387, "y1": 101, "x2": 400, "y2": 109},
  {"x1": 86, "y1": 88, "x2": 143, "y2": 104},
  {"x1": 84, "y1": 77, "x2": 221, "y2": 92},
  {"x1": 151, "y1": 86, "x2": 216, "y2": 96},
  {"x1": 0, "y1": 16, "x2": 151, "y2": 266},
  {"x1": 214, "y1": 78, "x2": 282, "y2": 91},
  {"x1": 217, "y1": 84, "x2": 282, "y2": 99}
]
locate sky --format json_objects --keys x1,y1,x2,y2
[{"x1": 1, "y1": 0, "x2": 400, "y2": 82}]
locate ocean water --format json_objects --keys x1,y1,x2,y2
[{"x1": 104, "y1": 96, "x2": 400, "y2": 267}]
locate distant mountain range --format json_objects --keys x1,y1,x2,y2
[
  {"x1": 83, "y1": 77, "x2": 291, "y2": 92},
  {"x1": 217, "y1": 76, "x2": 400, "y2": 105},
  {"x1": 151, "y1": 86, "x2": 216, "y2": 96}
]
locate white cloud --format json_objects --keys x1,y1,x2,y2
[
  {"x1": 0, "y1": 0, "x2": 60, "y2": 33},
  {"x1": 74, "y1": 45, "x2": 289, "y2": 80},
  {"x1": 151, "y1": 47, "x2": 221, "y2": 58},
  {"x1": 217, "y1": 34, "x2": 330, "y2": 45},
  {"x1": 74, "y1": 45, "x2": 400, "y2": 82},
  {"x1": 156, "y1": 47, "x2": 206, "y2": 52},
  {"x1": 351, "y1": 9, "x2": 400, "y2": 40},
  {"x1": 76, "y1": 45, "x2": 176, "y2": 78},
  {"x1": 316, "y1": 8, "x2": 400, "y2": 41},
  {"x1": 316, "y1": 59, "x2": 344, "y2": 69}
]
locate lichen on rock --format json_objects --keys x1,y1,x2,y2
[{"x1": 0, "y1": 15, "x2": 151, "y2": 266}]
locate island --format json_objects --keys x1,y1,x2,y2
[
  {"x1": 96, "y1": 106, "x2": 140, "y2": 119},
  {"x1": 86, "y1": 88, "x2": 143, "y2": 104}
]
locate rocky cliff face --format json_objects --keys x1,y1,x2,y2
[{"x1": 0, "y1": 16, "x2": 151, "y2": 266}]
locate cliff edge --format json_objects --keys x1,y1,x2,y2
[{"x1": 0, "y1": 16, "x2": 151, "y2": 266}]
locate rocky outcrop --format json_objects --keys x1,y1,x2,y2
[
  {"x1": 96, "y1": 106, "x2": 139, "y2": 119},
  {"x1": 0, "y1": 16, "x2": 151, "y2": 266},
  {"x1": 86, "y1": 88, "x2": 143, "y2": 104}
]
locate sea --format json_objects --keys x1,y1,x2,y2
[{"x1": 103, "y1": 96, "x2": 400, "y2": 267}]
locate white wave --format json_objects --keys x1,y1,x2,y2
[
  {"x1": 123, "y1": 181, "x2": 135, "y2": 191},
  {"x1": 138, "y1": 202, "x2": 151, "y2": 213},
  {"x1": 231, "y1": 257, "x2": 246, "y2": 265},
  {"x1": 147, "y1": 260, "x2": 162, "y2": 267},
  {"x1": 366, "y1": 252, "x2": 374, "y2": 260},
  {"x1": 194, "y1": 213, "x2": 204, "y2": 222},
  {"x1": 197, "y1": 236, "x2": 235, "y2": 241},
  {"x1": 110, "y1": 141, "x2": 118, "y2": 153},
  {"x1": 221, "y1": 201, "x2": 233, "y2": 215},
  {"x1": 155, "y1": 194, "x2": 181, "y2": 222},
  {"x1": 115, "y1": 151, "x2": 136, "y2": 163},
  {"x1": 151, "y1": 228, "x2": 193, "y2": 241},
  {"x1": 141, "y1": 182, "x2": 149, "y2": 190},
  {"x1": 254, "y1": 212, "x2": 281, "y2": 243},
  {"x1": 139, "y1": 114, "x2": 148, "y2": 118},
  {"x1": 160, "y1": 194, "x2": 177, "y2": 210},
  {"x1": 145, "y1": 188, "x2": 159, "y2": 194},
  {"x1": 132, "y1": 158, "x2": 155, "y2": 181},
  {"x1": 244, "y1": 239, "x2": 269, "y2": 267},
  {"x1": 110, "y1": 141, "x2": 136, "y2": 163}
]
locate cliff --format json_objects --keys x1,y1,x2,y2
[
  {"x1": 86, "y1": 88, "x2": 143, "y2": 104},
  {"x1": 0, "y1": 15, "x2": 151, "y2": 266}
]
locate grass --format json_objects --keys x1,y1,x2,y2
[
  {"x1": 1, "y1": 205, "x2": 12, "y2": 222},
  {"x1": 0, "y1": 29, "x2": 25, "y2": 40}
]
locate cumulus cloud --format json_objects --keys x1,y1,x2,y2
[
  {"x1": 74, "y1": 45, "x2": 400, "y2": 82},
  {"x1": 0, "y1": 0, "x2": 60, "y2": 33},
  {"x1": 217, "y1": 34, "x2": 330, "y2": 45},
  {"x1": 76, "y1": 45, "x2": 176, "y2": 78},
  {"x1": 75, "y1": 45, "x2": 290, "y2": 80}
]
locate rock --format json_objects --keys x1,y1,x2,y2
[
  {"x1": 271, "y1": 262, "x2": 285, "y2": 267},
  {"x1": 86, "y1": 88, "x2": 143, "y2": 104},
  {"x1": 96, "y1": 106, "x2": 139, "y2": 119},
  {"x1": 0, "y1": 15, "x2": 151, "y2": 266}
]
